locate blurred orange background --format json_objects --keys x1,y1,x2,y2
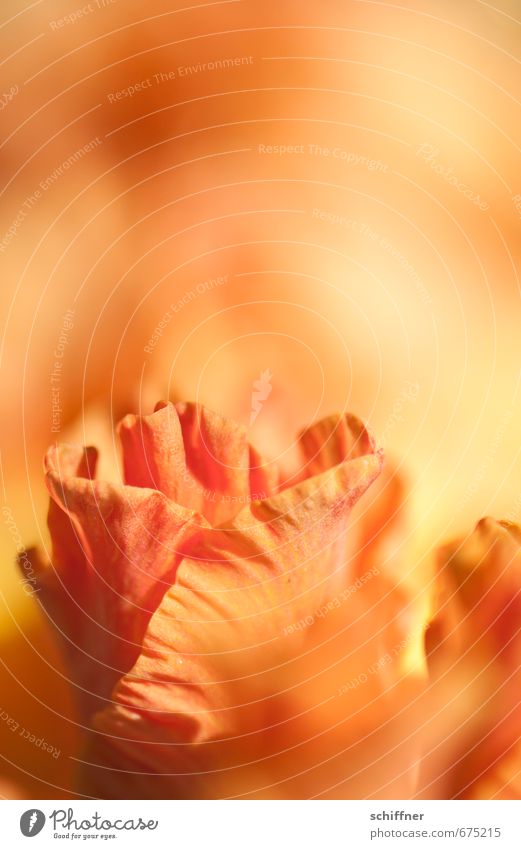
[{"x1": 0, "y1": 0, "x2": 520, "y2": 796}]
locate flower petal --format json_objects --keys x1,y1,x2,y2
[
  {"x1": 297, "y1": 425, "x2": 421, "y2": 674},
  {"x1": 420, "y1": 518, "x2": 521, "y2": 799},
  {"x1": 79, "y1": 420, "x2": 384, "y2": 797},
  {"x1": 118, "y1": 402, "x2": 278, "y2": 525},
  {"x1": 284, "y1": 413, "x2": 376, "y2": 487},
  {"x1": 38, "y1": 443, "x2": 209, "y2": 720}
]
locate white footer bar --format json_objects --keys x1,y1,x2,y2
[{"x1": 2, "y1": 800, "x2": 519, "y2": 848}]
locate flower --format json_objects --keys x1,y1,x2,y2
[
  {"x1": 422, "y1": 518, "x2": 521, "y2": 799},
  {"x1": 28, "y1": 401, "x2": 427, "y2": 798}
]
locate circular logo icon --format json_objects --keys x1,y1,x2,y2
[{"x1": 20, "y1": 810, "x2": 46, "y2": 837}]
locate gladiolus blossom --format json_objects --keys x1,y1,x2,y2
[{"x1": 24, "y1": 402, "x2": 521, "y2": 799}]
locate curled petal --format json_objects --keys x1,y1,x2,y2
[
  {"x1": 118, "y1": 402, "x2": 278, "y2": 525},
  {"x1": 39, "y1": 443, "x2": 209, "y2": 719},
  {"x1": 79, "y1": 424, "x2": 384, "y2": 797},
  {"x1": 297, "y1": 426, "x2": 422, "y2": 677},
  {"x1": 284, "y1": 413, "x2": 376, "y2": 488}
]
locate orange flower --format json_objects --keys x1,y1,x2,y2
[
  {"x1": 422, "y1": 518, "x2": 521, "y2": 799},
  {"x1": 28, "y1": 402, "x2": 428, "y2": 798}
]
